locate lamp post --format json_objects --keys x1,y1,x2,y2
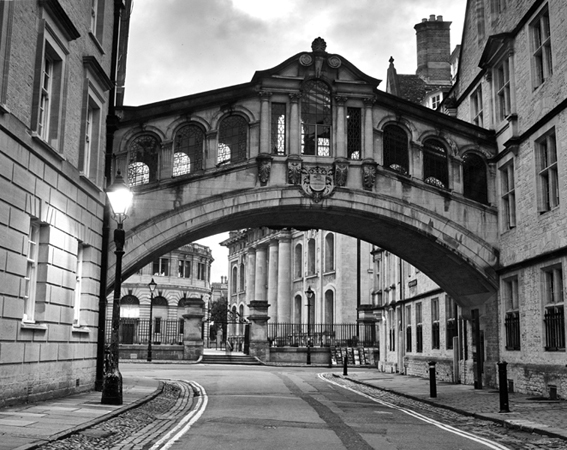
[
  {"x1": 147, "y1": 278, "x2": 157, "y2": 362},
  {"x1": 305, "y1": 286, "x2": 314, "y2": 365},
  {"x1": 101, "y1": 170, "x2": 133, "y2": 405}
]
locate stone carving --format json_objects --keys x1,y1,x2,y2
[
  {"x1": 287, "y1": 155, "x2": 303, "y2": 185},
  {"x1": 256, "y1": 154, "x2": 273, "y2": 186},
  {"x1": 333, "y1": 158, "x2": 349, "y2": 187},
  {"x1": 361, "y1": 159, "x2": 377, "y2": 191},
  {"x1": 300, "y1": 165, "x2": 335, "y2": 203},
  {"x1": 311, "y1": 37, "x2": 327, "y2": 52},
  {"x1": 299, "y1": 54, "x2": 313, "y2": 66},
  {"x1": 327, "y1": 55, "x2": 342, "y2": 69}
]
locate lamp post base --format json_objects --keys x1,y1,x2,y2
[{"x1": 101, "y1": 368, "x2": 123, "y2": 405}]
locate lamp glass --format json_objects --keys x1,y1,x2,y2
[
  {"x1": 148, "y1": 278, "x2": 157, "y2": 294},
  {"x1": 107, "y1": 173, "x2": 133, "y2": 223}
]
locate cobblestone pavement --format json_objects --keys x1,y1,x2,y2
[
  {"x1": 33, "y1": 381, "x2": 195, "y2": 450},
  {"x1": 323, "y1": 374, "x2": 567, "y2": 450}
]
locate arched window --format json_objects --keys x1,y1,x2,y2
[
  {"x1": 218, "y1": 115, "x2": 247, "y2": 165},
  {"x1": 294, "y1": 295, "x2": 302, "y2": 323},
  {"x1": 463, "y1": 153, "x2": 488, "y2": 204},
  {"x1": 383, "y1": 124, "x2": 409, "y2": 174},
  {"x1": 324, "y1": 290, "x2": 334, "y2": 325},
  {"x1": 128, "y1": 134, "x2": 159, "y2": 186},
  {"x1": 301, "y1": 80, "x2": 332, "y2": 156},
  {"x1": 174, "y1": 124, "x2": 204, "y2": 176},
  {"x1": 120, "y1": 295, "x2": 139, "y2": 318},
  {"x1": 324, "y1": 233, "x2": 335, "y2": 272},
  {"x1": 239, "y1": 262, "x2": 245, "y2": 291},
  {"x1": 231, "y1": 265, "x2": 238, "y2": 294},
  {"x1": 152, "y1": 295, "x2": 169, "y2": 336},
  {"x1": 423, "y1": 138, "x2": 449, "y2": 188},
  {"x1": 307, "y1": 238, "x2": 316, "y2": 275},
  {"x1": 294, "y1": 243, "x2": 303, "y2": 279}
]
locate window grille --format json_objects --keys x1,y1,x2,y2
[
  {"x1": 431, "y1": 298, "x2": 440, "y2": 349},
  {"x1": 128, "y1": 135, "x2": 159, "y2": 186},
  {"x1": 463, "y1": 153, "x2": 488, "y2": 204},
  {"x1": 445, "y1": 297, "x2": 458, "y2": 349},
  {"x1": 271, "y1": 103, "x2": 286, "y2": 155},
  {"x1": 301, "y1": 80, "x2": 331, "y2": 156},
  {"x1": 346, "y1": 107, "x2": 361, "y2": 159},
  {"x1": 416, "y1": 303, "x2": 423, "y2": 353},
  {"x1": 174, "y1": 124, "x2": 204, "y2": 175},
  {"x1": 543, "y1": 266, "x2": 565, "y2": 351},
  {"x1": 383, "y1": 125, "x2": 409, "y2": 174},
  {"x1": 423, "y1": 139, "x2": 448, "y2": 188},
  {"x1": 406, "y1": 305, "x2": 412, "y2": 352},
  {"x1": 505, "y1": 312, "x2": 520, "y2": 350},
  {"x1": 218, "y1": 115, "x2": 247, "y2": 164}
]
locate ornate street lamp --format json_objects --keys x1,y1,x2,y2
[
  {"x1": 147, "y1": 278, "x2": 157, "y2": 362},
  {"x1": 305, "y1": 286, "x2": 315, "y2": 365},
  {"x1": 101, "y1": 170, "x2": 133, "y2": 405}
]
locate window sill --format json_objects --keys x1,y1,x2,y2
[
  {"x1": 72, "y1": 326, "x2": 91, "y2": 334},
  {"x1": 21, "y1": 321, "x2": 48, "y2": 331},
  {"x1": 88, "y1": 31, "x2": 105, "y2": 54},
  {"x1": 31, "y1": 133, "x2": 65, "y2": 160}
]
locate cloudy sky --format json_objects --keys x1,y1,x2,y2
[{"x1": 123, "y1": 0, "x2": 467, "y2": 280}]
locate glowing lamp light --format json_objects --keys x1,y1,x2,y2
[{"x1": 106, "y1": 170, "x2": 133, "y2": 224}]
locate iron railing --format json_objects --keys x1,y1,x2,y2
[
  {"x1": 105, "y1": 318, "x2": 184, "y2": 345},
  {"x1": 267, "y1": 323, "x2": 378, "y2": 348}
]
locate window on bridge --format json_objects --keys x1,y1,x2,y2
[
  {"x1": 383, "y1": 124, "x2": 409, "y2": 175},
  {"x1": 347, "y1": 107, "x2": 361, "y2": 159},
  {"x1": 423, "y1": 138, "x2": 449, "y2": 189},
  {"x1": 128, "y1": 134, "x2": 159, "y2": 186},
  {"x1": 301, "y1": 80, "x2": 331, "y2": 156},
  {"x1": 217, "y1": 115, "x2": 248, "y2": 165},
  {"x1": 174, "y1": 124, "x2": 204, "y2": 175},
  {"x1": 463, "y1": 152, "x2": 488, "y2": 204},
  {"x1": 271, "y1": 103, "x2": 286, "y2": 155}
]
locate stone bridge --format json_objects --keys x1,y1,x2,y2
[{"x1": 108, "y1": 37, "x2": 499, "y2": 310}]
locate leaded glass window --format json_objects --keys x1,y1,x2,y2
[
  {"x1": 301, "y1": 80, "x2": 331, "y2": 156},
  {"x1": 383, "y1": 125, "x2": 409, "y2": 174},
  {"x1": 463, "y1": 153, "x2": 488, "y2": 204},
  {"x1": 271, "y1": 103, "x2": 286, "y2": 155},
  {"x1": 174, "y1": 124, "x2": 204, "y2": 175},
  {"x1": 423, "y1": 138, "x2": 448, "y2": 188},
  {"x1": 347, "y1": 107, "x2": 361, "y2": 159},
  {"x1": 128, "y1": 134, "x2": 159, "y2": 186},
  {"x1": 218, "y1": 115, "x2": 247, "y2": 165}
]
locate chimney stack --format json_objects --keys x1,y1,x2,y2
[{"x1": 414, "y1": 14, "x2": 452, "y2": 83}]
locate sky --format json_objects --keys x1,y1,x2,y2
[{"x1": 123, "y1": 0, "x2": 467, "y2": 281}]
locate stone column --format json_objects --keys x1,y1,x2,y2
[
  {"x1": 363, "y1": 97, "x2": 375, "y2": 160},
  {"x1": 277, "y1": 233, "x2": 292, "y2": 323},
  {"x1": 267, "y1": 240, "x2": 279, "y2": 321},
  {"x1": 254, "y1": 246, "x2": 267, "y2": 302},
  {"x1": 245, "y1": 247, "x2": 256, "y2": 305},
  {"x1": 248, "y1": 300, "x2": 270, "y2": 361},
  {"x1": 182, "y1": 297, "x2": 205, "y2": 361},
  {"x1": 160, "y1": 140, "x2": 174, "y2": 180},
  {"x1": 259, "y1": 91, "x2": 272, "y2": 154},
  {"x1": 335, "y1": 96, "x2": 347, "y2": 158},
  {"x1": 205, "y1": 131, "x2": 217, "y2": 170},
  {"x1": 289, "y1": 93, "x2": 301, "y2": 155}
]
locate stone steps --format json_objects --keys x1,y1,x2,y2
[{"x1": 201, "y1": 353, "x2": 260, "y2": 365}]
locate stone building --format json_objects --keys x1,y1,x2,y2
[
  {"x1": 0, "y1": 1, "x2": 130, "y2": 406},
  {"x1": 104, "y1": 243, "x2": 215, "y2": 359},
  {"x1": 221, "y1": 228, "x2": 375, "y2": 339}
]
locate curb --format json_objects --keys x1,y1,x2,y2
[
  {"x1": 15, "y1": 382, "x2": 165, "y2": 450},
  {"x1": 339, "y1": 375, "x2": 567, "y2": 443}
]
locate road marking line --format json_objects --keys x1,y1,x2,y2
[
  {"x1": 149, "y1": 381, "x2": 208, "y2": 450},
  {"x1": 319, "y1": 374, "x2": 510, "y2": 450}
]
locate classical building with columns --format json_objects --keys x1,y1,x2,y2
[{"x1": 221, "y1": 228, "x2": 375, "y2": 337}]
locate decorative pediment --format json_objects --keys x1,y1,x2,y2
[{"x1": 478, "y1": 33, "x2": 514, "y2": 69}]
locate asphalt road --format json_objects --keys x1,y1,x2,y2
[{"x1": 122, "y1": 364, "x2": 510, "y2": 450}]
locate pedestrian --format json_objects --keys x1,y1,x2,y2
[{"x1": 225, "y1": 339, "x2": 233, "y2": 355}]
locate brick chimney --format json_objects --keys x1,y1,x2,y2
[{"x1": 414, "y1": 15, "x2": 452, "y2": 83}]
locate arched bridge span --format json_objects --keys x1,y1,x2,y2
[{"x1": 108, "y1": 157, "x2": 499, "y2": 309}]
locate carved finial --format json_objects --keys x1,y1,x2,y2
[
  {"x1": 311, "y1": 37, "x2": 327, "y2": 53},
  {"x1": 389, "y1": 56, "x2": 394, "y2": 65}
]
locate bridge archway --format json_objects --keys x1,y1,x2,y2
[{"x1": 108, "y1": 165, "x2": 499, "y2": 310}]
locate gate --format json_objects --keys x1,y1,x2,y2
[{"x1": 204, "y1": 308, "x2": 250, "y2": 354}]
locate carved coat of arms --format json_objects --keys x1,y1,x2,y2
[{"x1": 300, "y1": 166, "x2": 335, "y2": 203}]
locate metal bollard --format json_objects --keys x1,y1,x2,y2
[
  {"x1": 497, "y1": 361, "x2": 510, "y2": 413},
  {"x1": 429, "y1": 361, "x2": 437, "y2": 398},
  {"x1": 343, "y1": 354, "x2": 348, "y2": 376}
]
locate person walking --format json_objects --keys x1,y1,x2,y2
[{"x1": 225, "y1": 339, "x2": 233, "y2": 356}]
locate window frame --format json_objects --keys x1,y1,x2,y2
[
  {"x1": 500, "y1": 160, "x2": 516, "y2": 230},
  {"x1": 23, "y1": 221, "x2": 41, "y2": 323},
  {"x1": 271, "y1": 102, "x2": 287, "y2": 156},
  {"x1": 471, "y1": 86, "x2": 483, "y2": 127},
  {"x1": 542, "y1": 264, "x2": 565, "y2": 351},
  {"x1": 530, "y1": 5, "x2": 552, "y2": 89},
  {"x1": 301, "y1": 79, "x2": 332, "y2": 157},
  {"x1": 503, "y1": 276, "x2": 520, "y2": 350},
  {"x1": 536, "y1": 129, "x2": 559, "y2": 213}
]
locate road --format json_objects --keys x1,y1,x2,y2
[{"x1": 122, "y1": 364, "x2": 515, "y2": 450}]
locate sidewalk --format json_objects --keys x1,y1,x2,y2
[
  {"x1": 0, "y1": 377, "x2": 161, "y2": 450},
  {"x1": 343, "y1": 370, "x2": 567, "y2": 441}
]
